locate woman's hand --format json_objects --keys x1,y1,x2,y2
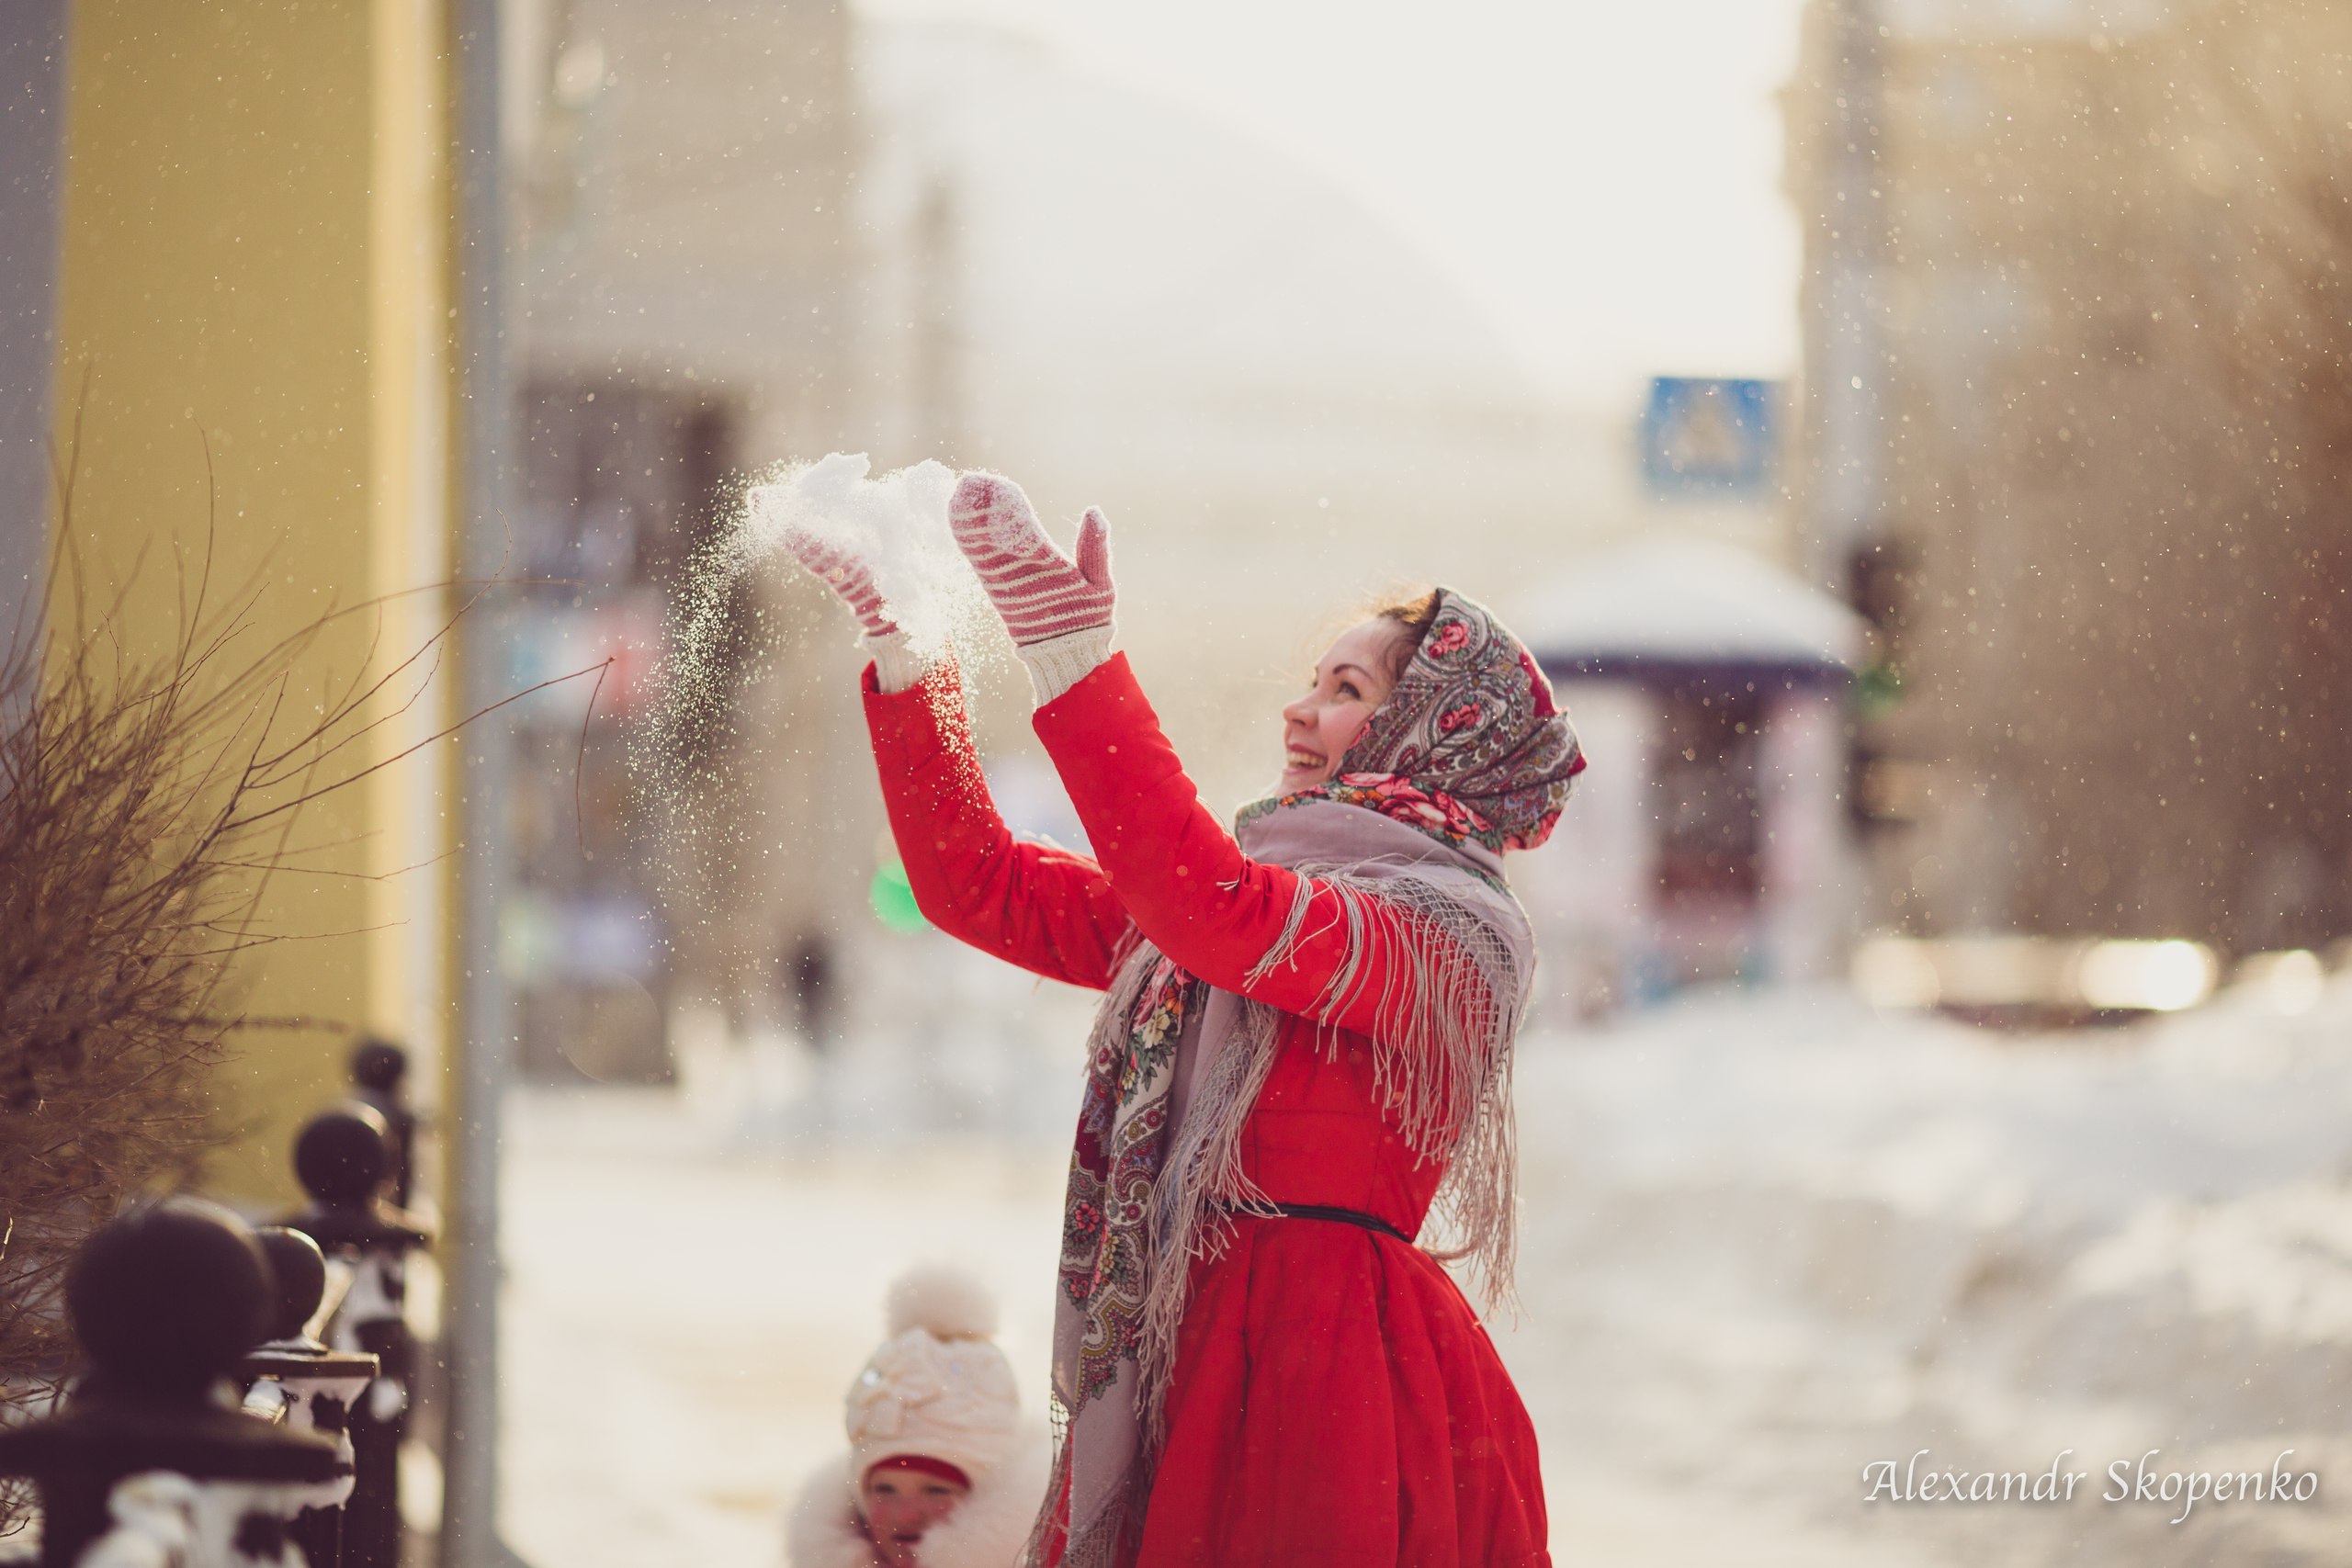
[
  {"x1": 783, "y1": 526, "x2": 939, "y2": 693},
  {"x1": 949, "y1": 472, "x2": 1114, "y2": 647},
  {"x1": 783, "y1": 526, "x2": 899, "y2": 641}
]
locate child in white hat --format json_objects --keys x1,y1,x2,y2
[{"x1": 786, "y1": 1266, "x2": 1048, "y2": 1568}]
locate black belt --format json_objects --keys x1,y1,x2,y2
[{"x1": 1221, "y1": 1201, "x2": 1412, "y2": 1244}]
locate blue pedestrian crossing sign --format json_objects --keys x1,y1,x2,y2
[{"x1": 1641, "y1": 378, "x2": 1781, "y2": 498}]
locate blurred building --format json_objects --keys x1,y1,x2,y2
[
  {"x1": 1786, "y1": 0, "x2": 2352, "y2": 953},
  {"x1": 503, "y1": 0, "x2": 866, "y2": 1079},
  {"x1": 505, "y1": 11, "x2": 1679, "y2": 1069},
  {"x1": 1507, "y1": 378, "x2": 1868, "y2": 1011},
  {"x1": 854, "y1": 22, "x2": 1627, "y2": 806},
  {"x1": 1519, "y1": 534, "x2": 1866, "y2": 1010},
  {"x1": 0, "y1": 5, "x2": 64, "y2": 609}
]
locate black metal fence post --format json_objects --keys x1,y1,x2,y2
[
  {"x1": 278, "y1": 1107, "x2": 434, "y2": 1568},
  {"x1": 239, "y1": 1227, "x2": 381, "y2": 1568},
  {"x1": 0, "y1": 1199, "x2": 340, "y2": 1567}
]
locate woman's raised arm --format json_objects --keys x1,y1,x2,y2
[
  {"x1": 864, "y1": 660, "x2": 1134, "y2": 992},
  {"x1": 776, "y1": 496, "x2": 1135, "y2": 991},
  {"x1": 1031, "y1": 654, "x2": 1487, "y2": 1042}
]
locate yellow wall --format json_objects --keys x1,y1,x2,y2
[{"x1": 52, "y1": 0, "x2": 453, "y2": 1203}]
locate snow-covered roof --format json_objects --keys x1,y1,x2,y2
[{"x1": 1517, "y1": 535, "x2": 1870, "y2": 675}]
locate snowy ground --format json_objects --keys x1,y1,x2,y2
[
  {"x1": 503, "y1": 974, "x2": 2352, "y2": 1566},
  {"x1": 502, "y1": 1109, "x2": 1064, "y2": 1567}
]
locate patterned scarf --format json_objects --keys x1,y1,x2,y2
[{"x1": 1027, "y1": 592, "x2": 1577, "y2": 1567}]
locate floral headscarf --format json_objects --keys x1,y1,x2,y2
[{"x1": 1246, "y1": 588, "x2": 1584, "y2": 854}]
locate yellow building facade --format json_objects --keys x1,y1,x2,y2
[{"x1": 50, "y1": 0, "x2": 458, "y2": 1202}]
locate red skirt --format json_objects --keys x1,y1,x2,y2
[{"x1": 1135, "y1": 1214, "x2": 1551, "y2": 1567}]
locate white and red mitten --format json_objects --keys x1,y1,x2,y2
[
  {"x1": 949, "y1": 472, "x2": 1115, "y2": 704},
  {"x1": 782, "y1": 525, "x2": 931, "y2": 694}
]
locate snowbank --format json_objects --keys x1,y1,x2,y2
[{"x1": 1500, "y1": 980, "x2": 2352, "y2": 1564}]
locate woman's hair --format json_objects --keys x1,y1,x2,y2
[{"x1": 1367, "y1": 589, "x2": 1442, "y2": 682}]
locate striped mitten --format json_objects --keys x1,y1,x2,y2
[
  {"x1": 782, "y1": 525, "x2": 929, "y2": 694},
  {"x1": 949, "y1": 472, "x2": 1115, "y2": 704}
]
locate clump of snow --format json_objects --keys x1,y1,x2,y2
[
  {"x1": 735, "y1": 454, "x2": 984, "y2": 663},
  {"x1": 643, "y1": 452, "x2": 990, "y2": 809}
]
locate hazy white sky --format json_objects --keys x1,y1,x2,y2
[{"x1": 855, "y1": 0, "x2": 1809, "y2": 405}]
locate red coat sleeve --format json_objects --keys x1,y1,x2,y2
[
  {"x1": 863, "y1": 661, "x2": 1134, "y2": 991},
  {"x1": 1032, "y1": 655, "x2": 1482, "y2": 1042}
]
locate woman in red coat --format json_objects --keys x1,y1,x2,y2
[{"x1": 784, "y1": 473, "x2": 1582, "y2": 1568}]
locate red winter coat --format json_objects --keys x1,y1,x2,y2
[{"x1": 864, "y1": 653, "x2": 1551, "y2": 1568}]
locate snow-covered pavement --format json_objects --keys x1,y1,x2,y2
[
  {"x1": 501, "y1": 1106, "x2": 1067, "y2": 1568},
  {"x1": 503, "y1": 977, "x2": 2352, "y2": 1566}
]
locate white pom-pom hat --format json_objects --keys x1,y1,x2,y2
[{"x1": 845, "y1": 1266, "x2": 1020, "y2": 1493}]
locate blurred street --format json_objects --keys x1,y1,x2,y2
[
  {"x1": 506, "y1": 976, "x2": 2352, "y2": 1568},
  {"x1": 500, "y1": 1074, "x2": 1891, "y2": 1568}
]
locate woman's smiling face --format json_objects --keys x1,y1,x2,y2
[{"x1": 1279, "y1": 618, "x2": 1408, "y2": 791}]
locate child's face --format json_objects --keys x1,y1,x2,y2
[{"x1": 860, "y1": 1464, "x2": 968, "y2": 1564}]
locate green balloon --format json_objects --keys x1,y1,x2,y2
[{"x1": 868, "y1": 856, "x2": 929, "y2": 933}]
